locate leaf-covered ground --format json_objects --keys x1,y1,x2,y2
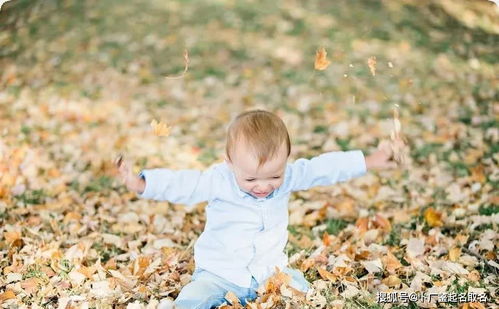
[{"x1": 0, "y1": 0, "x2": 498, "y2": 308}]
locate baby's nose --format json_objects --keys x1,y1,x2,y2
[{"x1": 257, "y1": 183, "x2": 272, "y2": 191}]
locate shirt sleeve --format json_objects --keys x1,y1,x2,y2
[
  {"x1": 286, "y1": 150, "x2": 367, "y2": 192},
  {"x1": 137, "y1": 165, "x2": 217, "y2": 206}
]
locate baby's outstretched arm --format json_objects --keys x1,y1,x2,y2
[
  {"x1": 114, "y1": 154, "x2": 216, "y2": 206},
  {"x1": 115, "y1": 155, "x2": 146, "y2": 194}
]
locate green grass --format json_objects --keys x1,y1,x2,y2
[
  {"x1": 325, "y1": 218, "x2": 348, "y2": 236},
  {"x1": 14, "y1": 189, "x2": 47, "y2": 205},
  {"x1": 479, "y1": 204, "x2": 499, "y2": 216},
  {"x1": 84, "y1": 176, "x2": 114, "y2": 193}
]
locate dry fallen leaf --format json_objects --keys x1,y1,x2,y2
[
  {"x1": 448, "y1": 247, "x2": 461, "y2": 262},
  {"x1": 406, "y1": 238, "x2": 425, "y2": 258},
  {"x1": 314, "y1": 47, "x2": 331, "y2": 70},
  {"x1": 225, "y1": 291, "x2": 240, "y2": 305},
  {"x1": 150, "y1": 119, "x2": 171, "y2": 137},
  {"x1": 0, "y1": 290, "x2": 16, "y2": 302}
]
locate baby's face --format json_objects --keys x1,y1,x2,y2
[{"x1": 227, "y1": 141, "x2": 288, "y2": 199}]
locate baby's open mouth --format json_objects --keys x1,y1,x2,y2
[{"x1": 252, "y1": 191, "x2": 270, "y2": 198}]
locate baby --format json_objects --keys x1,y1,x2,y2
[{"x1": 117, "y1": 110, "x2": 399, "y2": 308}]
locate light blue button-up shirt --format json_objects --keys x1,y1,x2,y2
[{"x1": 138, "y1": 150, "x2": 366, "y2": 288}]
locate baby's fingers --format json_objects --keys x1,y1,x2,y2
[{"x1": 378, "y1": 140, "x2": 393, "y2": 157}]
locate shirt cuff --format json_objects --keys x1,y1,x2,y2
[
  {"x1": 349, "y1": 150, "x2": 367, "y2": 177},
  {"x1": 137, "y1": 170, "x2": 149, "y2": 198}
]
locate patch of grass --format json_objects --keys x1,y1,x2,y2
[
  {"x1": 478, "y1": 204, "x2": 499, "y2": 216},
  {"x1": 335, "y1": 138, "x2": 351, "y2": 151},
  {"x1": 197, "y1": 147, "x2": 218, "y2": 165},
  {"x1": 449, "y1": 278, "x2": 470, "y2": 294},
  {"x1": 84, "y1": 176, "x2": 113, "y2": 193},
  {"x1": 448, "y1": 161, "x2": 469, "y2": 177},
  {"x1": 23, "y1": 264, "x2": 46, "y2": 280},
  {"x1": 91, "y1": 242, "x2": 126, "y2": 263},
  {"x1": 411, "y1": 142, "x2": 442, "y2": 162},
  {"x1": 14, "y1": 189, "x2": 46, "y2": 205},
  {"x1": 384, "y1": 224, "x2": 401, "y2": 247},
  {"x1": 313, "y1": 125, "x2": 328, "y2": 133},
  {"x1": 325, "y1": 218, "x2": 348, "y2": 235}
]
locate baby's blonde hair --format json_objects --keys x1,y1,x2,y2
[{"x1": 226, "y1": 110, "x2": 291, "y2": 167}]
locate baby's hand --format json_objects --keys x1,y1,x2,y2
[
  {"x1": 115, "y1": 154, "x2": 145, "y2": 194},
  {"x1": 365, "y1": 139, "x2": 405, "y2": 170}
]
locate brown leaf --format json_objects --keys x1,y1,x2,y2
[
  {"x1": 300, "y1": 258, "x2": 315, "y2": 272},
  {"x1": 317, "y1": 267, "x2": 337, "y2": 282},
  {"x1": 382, "y1": 251, "x2": 402, "y2": 274},
  {"x1": 355, "y1": 217, "x2": 369, "y2": 235},
  {"x1": 373, "y1": 214, "x2": 391, "y2": 232},
  {"x1": 314, "y1": 47, "x2": 331, "y2": 70}
]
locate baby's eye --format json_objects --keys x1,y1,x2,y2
[
  {"x1": 272, "y1": 176, "x2": 281, "y2": 179},
  {"x1": 245, "y1": 178, "x2": 256, "y2": 182}
]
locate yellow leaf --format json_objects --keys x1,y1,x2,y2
[
  {"x1": 448, "y1": 247, "x2": 461, "y2": 262},
  {"x1": 150, "y1": 119, "x2": 171, "y2": 137},
  {"x1": 367, "y1": 56, "x2": 376, "y2": 76},
  {"x1": 424, "y1": 207, "x2": 443, "y2": 227},
  {"x1": 382, "y1": 275, "x2": 402, "y2": 287},
  {"x1": 0, "y1": 290, "x2": 16, "y2": 302},
  {"x1": 317, "y1": 267, "x2": 337, "y2": 282},
  {"x1": 314, "y1": 47, "x2": 331, "y2": 70}
]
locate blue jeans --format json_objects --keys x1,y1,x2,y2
[{"x1": 174, "y1": 267, "x2": 310, "y2": 309}]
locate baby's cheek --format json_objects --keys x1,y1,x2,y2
[{"x1": 274, "y1": 179, "x2": 284, "y2": 188}]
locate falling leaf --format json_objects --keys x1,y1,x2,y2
[
  {"x1": 390, "y1": 105, "x2": 409, "y2": 164},
  {"x1": 165, "y1": 49, "x2": 190, "y2": 79},
  {"x1": 314, "y1": 47, "x2": 331, "y2": 70},
  {"x1": 367, "y1": 56, "x2": 376, "y2": 76},
  {"x1": 150, "y1": 119, "x2": 171, "y2": 137},
  {"x1": 424, "y1": 207, "x2": 443, "y2": 227}
]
